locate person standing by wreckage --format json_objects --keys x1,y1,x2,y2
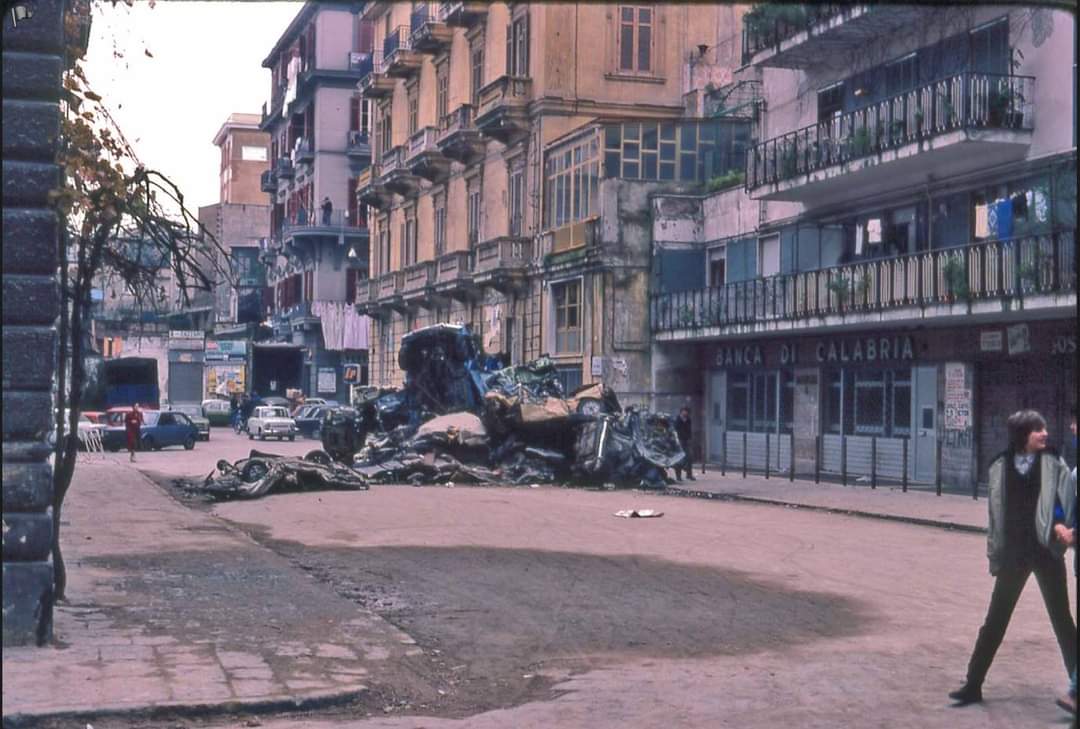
[
  {"x1": 948, "y1": 409, "x2": 1076, "y2": 707},
  {"x1": 124, "y1": 403, "x2": 144, "y2": 462},
  {"x1": 673, "y1": 407, "x2": 695, "y2": 482}
]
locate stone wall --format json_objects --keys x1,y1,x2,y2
[{"x1": 2, "y1": 0, "x2": 66, "y2": 645}]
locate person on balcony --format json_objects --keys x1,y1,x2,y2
[
  {"x1": 948, "y1": 410, "x2": 1076, "y2": 707},
  {"x1": 321, "y1": 196, "x2": 333, "y2": 226},
  {"x1": 296, "y1": 206, "x2": 308, "y2": 226}
]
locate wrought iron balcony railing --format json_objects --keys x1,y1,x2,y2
[
  {"x1": 741, "y1": 3, "x2": 859, "y2": 64},
  {"x1": 746, "y1": 72, "x2": 1035, "y2": 190},
  {"x1": 651, "y1": 231, "x2": 1075, "y2": 333}
]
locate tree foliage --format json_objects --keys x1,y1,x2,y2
[{"x1": 49, "y1": 0, "x2": 231, "y2": 601}]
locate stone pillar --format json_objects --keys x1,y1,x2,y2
[
  {"x1": 2, "y1": 0, "x2": 66, "y2": 645},
  {"x1": 792, "y1": 367, "x2": 821, "y2": 474}
]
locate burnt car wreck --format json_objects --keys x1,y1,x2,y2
[
  {"x1": 196, "y1": 450, "x2": 369, "y2": 500},
  {"x1": 321, "y1": 324, "x2": 685, "y2": 489}
]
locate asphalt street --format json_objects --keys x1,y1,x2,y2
[{"x1": 4, "y1": 428, "x2": 1076, "y2": 729}]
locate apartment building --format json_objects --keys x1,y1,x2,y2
[
  {"x1": 198, "y1": 113, "x2": 271, "y2": 328},
  {"x1": 355, "y1": 1, "x2": 747, "y2": 404},
  {"x1": 259, "y1": 1, "x2": 373, "y2": 400},
  {"x1": 650, "y1": 5, "x2": 1077, "y2": 491}
]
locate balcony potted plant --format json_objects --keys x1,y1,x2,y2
[
  {"x1": 826, "y1": 275, "x2": 853, "y2": 307},
  {"x1": 780, "y1": 145, "x2": 798, "y2": 177},
  {"x1": 941, "y1": 255, "x2": 969, "y2": 299},
  {"x1": 849, "y1": 127, "x2": 872, "y2": 157}
]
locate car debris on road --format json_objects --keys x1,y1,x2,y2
[
  {"x1": 321, "y1": 324, "x2": 685, "y2": 490},
  {"x1": 194, "y1": 449, "x2": 369, "y2": 500}
]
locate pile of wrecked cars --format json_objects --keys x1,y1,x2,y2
[{"x1": 198, "y1": 324, "x2": 685, "y2": 499}]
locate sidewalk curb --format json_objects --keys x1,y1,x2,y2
[
  {"x1": 1, "y1": 686, "x2": 367, "y2": 729},
  {"x1": 662, "y1": 486, "x2": 987, "y2": 535}
]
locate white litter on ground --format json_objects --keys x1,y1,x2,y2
[{"x1": 614, "y1": 509, "x2": 664, "y2": 518}]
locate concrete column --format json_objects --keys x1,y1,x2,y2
[
  {"x1": 2, "y1": 0, "x2": 66, "y2": 645},
  {"x1": 792, "y1": 367, "x2": 821, "y2": 474}
]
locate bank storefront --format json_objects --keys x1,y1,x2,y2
[{"x1": 704, "y1": 318, "x2": 1075, "y2": 491}]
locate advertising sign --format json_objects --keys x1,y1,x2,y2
[
  {"x1": 317, "y1": 367, "x2": 337, "y2": 394},
  {"x1": 205, "y1": 340, "x2": 248, "y2": 362}
]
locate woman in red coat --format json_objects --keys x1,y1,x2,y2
[{"x1": 124, "y1": 404, "x2": 143, "y2": 462}]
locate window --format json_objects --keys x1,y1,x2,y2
[
  {"x1": 853, "y1": 371, "x2": 885, "y2": 435},
  {"x1": 509, "y1": 167, "x2": 525, "y2": 236},
  {"x1": 618, "y1": 5, "x2": 653, "y2": 73},
  {"x1": 467, "y1": 176, "x2": 482, "y2": 245},
  {"x1": 970, "y1": 18, "x2": 1009, "y2": 75},
  {"x1": 350, "y1": 96, "x2": 371, "y2": 135},
  {"x1": 378, "y1": 103, "x2": 392, "y2": 161},
  {"x1": 506, "y1": 13, "x2": 529, "y2": 76},
  {"x1": 545, "y1": 132, "x2": 599, "y2": 228},
  {"x1": 379, "y1": 320, "x2": 393, "y2": 382},
  {"x1": 885, "y1": 53, "x2": 918, "y2": 96},
  {"x1": 708, "y1": 247, "x2": 726, "y2": 287},
  {"x1": 817, "y1": 83, "x2": 843, "y2": 123},
  {"x1": 378, "y1": 223, "x2": 391, "y2": 273},
  {"x1": 436, "y1": 61, "x2": 449, "y2": 124},
  {"x1": 407, "y1": 83, "x2": 419, "y2": 136},
  {"x1": 470, "y1": 39, "x2": 485, "y2": 107},
  {"x1": 727, "y1": 373, "x2": 750, "y2": 431},
  {"x1": 553, "y1": 280, "x2": 582, "y2": 353},
  {"x1": 556, "y1": 366, "x2": 583, "y2": 395},
  {"x1": 825, "y1": 370, "x2": 843, "y2": 434},
  {"x1": 434, "y1": 194, "x2": 447, "y2": 256},
  {"x1": 403, "y1": 211, "x2": 418, "y2": 265},
  {"x1": 751, "y1": 372, "x2": 778, "y2": 433}
]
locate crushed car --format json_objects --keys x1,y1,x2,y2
[{"x1": 194, "y1": 449, "x2": 369, "y2": 500}]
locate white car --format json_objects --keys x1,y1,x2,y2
[{"x1": 246, "y1": 406, "x2": 297, "y2": 441}]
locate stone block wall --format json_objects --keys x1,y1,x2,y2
[{"x1": 2, "y1": 0, "x2": 65, "y2": 646}]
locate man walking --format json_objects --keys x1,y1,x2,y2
[
  {"x1": 124, "y1": 403, "x2": 144, "y2": 462},
  {"x1": 674, "y1": 407, "x2": 695, "y2": 482}
]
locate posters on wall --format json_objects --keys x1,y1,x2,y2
[
  {"x1": 317, "y1": 367, "x2": 336, "y2": 394},
  {"x1": 207, "y1": 366, "x2": 245, "y2": 396},
  {"x1": 943, "y1": 362, "x2": 970, "y2": 431}
]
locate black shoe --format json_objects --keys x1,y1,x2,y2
[{"x1": 948, "y1": 685, "x2": 982, "y2": 706}]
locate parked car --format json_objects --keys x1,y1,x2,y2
[
  {"x1": 290, "y1": 397, "x2": 328, "y2": 416},
  {"x1": 101, "y1": 410, "x2": 199, "y2": 451},
  {"x1": 167, "y1": 403, "x2": 211, "y2": 441},
  {"x1": 294, "y1": 405, "x2": 336, "y2": 438},
  {"x1": 260, "y1": 396, "x2": 291, "y2": 408},
  {"x1": 246, "y1": 405, "x2": 297, "y2": 441},
  {"x1": 47, "y1": 410, "x2": 107, "y2": 448},
  {"x1": 202, "y1": 398, "x2": 232, "y2": 427}
]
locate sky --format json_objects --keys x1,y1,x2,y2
[{"x1": 82, "y1": 1, "x2": 303, "y2": 211}]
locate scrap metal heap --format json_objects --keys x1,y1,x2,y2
[
  {"x1": 325, "y1": 324, "x2": 684, "y2": 488},
  {"x1": 197, "y1": 324, "x2": 685, "y2": 499}
]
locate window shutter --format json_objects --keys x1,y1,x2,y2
[
  {"x1": 506, "y1": 24, "x2": 513, "y2": 75},
  {"x1": 523, "y1": 13, "x2": 530, "y2": 76}
]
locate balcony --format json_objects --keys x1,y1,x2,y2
[
  {"x1": 346, "y1": 130, "x2": 372, "y2": 169},
  {"x1": 374, "y1": 271, "x2": 407, "y2": 313},
  {"x1": 401, "y1": 261, "x2": 437, "y2": 308},
  {"x1": 274, "y1": 157, "x2": 294, "y2": 180},
  {"x1": 380, "y1": 145, "x2": 422, "y2": 197},
  {"x1": 438, "y1": 1, "x2": 487, "y2": 28},
  {"x1": 257, "y1": 236, "x2": 279, "y2": 265},
  {"x1": 473, "y1": 237, "x2": 532, "y2": 293},
  {"x1": 357, "y1": 51, "x2": 396, "y2": 99},
  {"x1": 383, "y1": 26, "x2": 423, "y2": 79},
  {"x1": 437, "y1": 104, "x2": 484, "y2": 163},
  {"x1": 355, "y1": 279, "x2": 384, "y2": 318},
  {"x1": 650, "y1": 231, "x2": 1076, "y2": 339},
  {"x1": 282, "y1": 209, "x2": 369, "y2": 253},
  {"x1": 741, "y1": 4, "x2": 924, "y2": 69},
  {"x1": 410, "y1": 4, "x2": 453, "y2": 54},
  {"x1": 356, "y1": 165, "x2": 392, "y2": 210},
  {"x1": 433, "y1": 250, "x2": 477, "y2": 301},
  {"x1": 291, "y1": 137, "x2": 314, "y2": 166},
  {"x1": 475, "y1": 75, "x2": 531, "y2": 144},
  {"x1": 260, "y1": 169, "x2": 277, "y2": 193},
  {"x1": 745, "y1": 72, "x2": 1035, "y2": 206},
  {"x1": 407, "y1": 126, "x2": 450, "y2": 183}
]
